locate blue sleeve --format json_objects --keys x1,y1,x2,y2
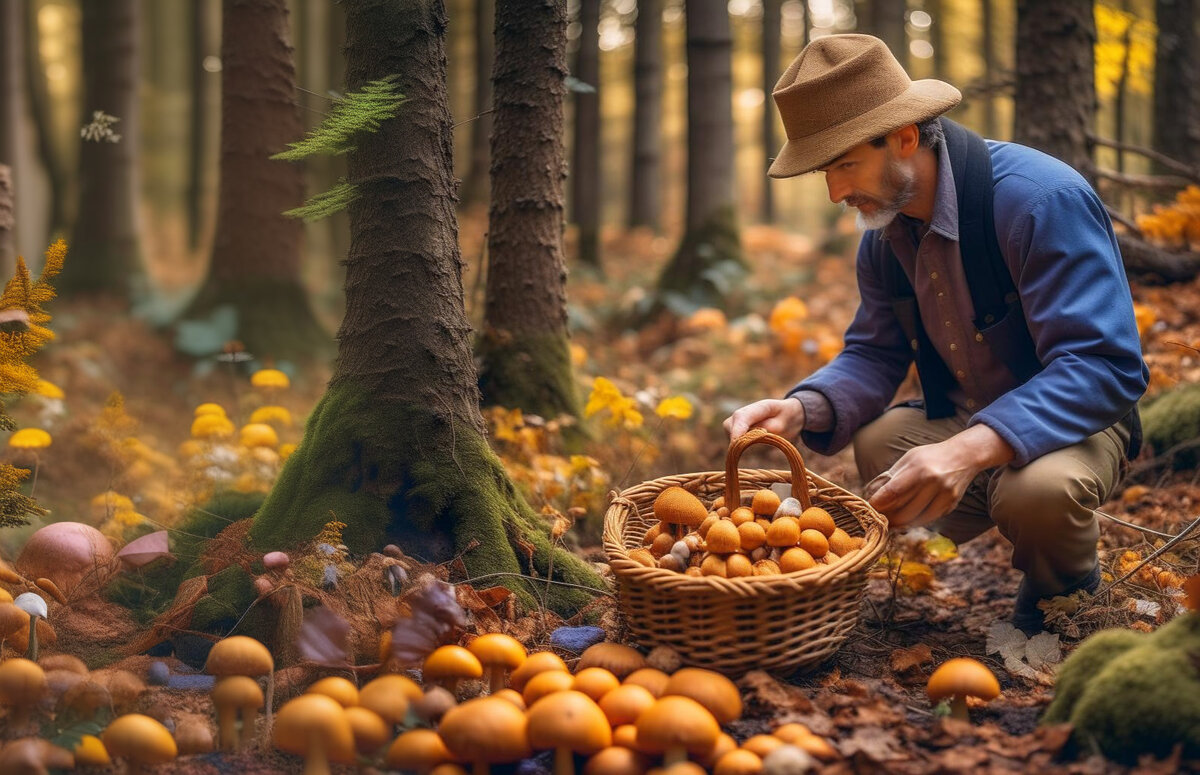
[
  {"x1": 786, "y1": 236, "x2": 914, "y2": 455},
  {"x1": 968, "y1": 185, "x2": 1149, "y2": 465}
]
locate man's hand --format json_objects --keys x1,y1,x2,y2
[
  {"x1": 724, "y1": 397, "x2": 806, "y2": 440},
  {"x1": 868, "y1": 423, "x2": 1015, "y2": 528}
]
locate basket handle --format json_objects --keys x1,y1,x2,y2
[{"x1": 724, "y1": 429, "x2": 812, "y2": 510}]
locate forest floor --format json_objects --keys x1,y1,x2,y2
[{"x1": 2, "y1": 210, "x2": 1199, "y2": 773}]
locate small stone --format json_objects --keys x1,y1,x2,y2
[
  {"x1": 549, "y1": 626, "x2": 606, "y2": 654},
  {"x1": 147, "y1": 662, "x2": 170, "y2": 686},
  {"x1": 322, "y1": 564, "x2": 339, "y2": 590},
  {"x1": 167, "y1": 674, "x2": 216, "y2": 691}
]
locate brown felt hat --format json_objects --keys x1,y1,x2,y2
[{"x1": 768, "y1": 34, "x2": 961, "y2": 178}]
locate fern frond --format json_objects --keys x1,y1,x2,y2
[
  {"x1": 272, "y1": 75, "x2": 406, "y2": 161},
  {"x1": 283, "y1": 182, "x2": 361, "y2": 222}
]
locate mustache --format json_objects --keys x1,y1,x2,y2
[{"x1": 844, "y1": 194, "x2": 884, "y2": 209}]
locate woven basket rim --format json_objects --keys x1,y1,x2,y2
[{"x1": 602, "y1": 466, "x2": 888, "y2": 592}]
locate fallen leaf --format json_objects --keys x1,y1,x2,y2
[
  {"x1": 889, "y1": 643, "x2": 933, "y2": 673},
  {"x1": 985, "y1": 621, "x2": 1028, "y2": 662},
  {"x1": 116, "y1": 531, "x2": 172, "y2": 568},
  {"x1": 297, "y1": 606, "x2": 351, "y2": 666},
  {"x1": 390, "y1": 575, "x2": 468, "y2": 664},
  {"x1": 1023, "y1": 632, "x2": 1062, "y2": 671},
  {"x1": 1183, "y1": 573, "x2": 1200, "y2": 611},
  {"x1": 739, "y1": 670, "x2": 815, "y2": 714},
  {"x1": 839, "y1": 726, "x2": 908, "y2": 762}
]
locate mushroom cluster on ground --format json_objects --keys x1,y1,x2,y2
[{"x1": 628, "y1": 486, "x2": 866, "y2": 577}]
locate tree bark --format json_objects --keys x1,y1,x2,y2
[
  {"x1": 654, "y1": 0, "x2": 744, "y2": 310},
  {"x1": 0, "y1": 0, "x2": 19, "y2": 278},
  {"x1": 59, "y1": 0, "x2": 144, "y2": 299},
  {"x1": 248, "y1": 0, "x2": 598, "y2": 616},
  {"x1": 23, "y1": 0, "x2": 68, "y2": 240},
  {"x1": 928, "y1": 0, "x2": 948, "y2": 80},
  {"x1": 1013, "y1": 0, "x2": 1097, "y2": 181},
  {"x1": 629, "y1": 0, "x2": 662, "y2": 230},
  {"x1": 0, "y1": 166, "x2": 12, "y2": 278},
  {"x1": 181, "y1": 0, "x2": 330, "y2": 366},
  {"x1": 460, "y1": 0, "x2": 495, "y2": 207},
  {"x1": 188, "y1": 0, "x2": 219, "y2": 251},
  {"x1": 1153, "y1": 0, "x2": 1200, "y2": 170},
  {"x1": 477, "y1": 0, "x2": 580, "y2": 420},
  {"x1": 981, "y1": 0, "x2": 997, "y2": 137},
  {"x1": 761, "y1": 0, "x2": 781, "y2": 224},
  {"x1": 570, "y1": 0, "x2": 601, "y2": 270}
]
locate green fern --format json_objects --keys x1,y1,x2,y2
[
  {"x1": 273, "y1": 75, "x2": 406, "y2": 161},
  {"x1": 282, "y1": 182, "x2": 360, "y2": 222}
]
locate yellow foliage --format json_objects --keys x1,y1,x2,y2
[
  {"x1": 1136, "y1": 186, "x2": 1200, "y2": 249},
  {"x1": 654, "y1": 396, "x2": 693, "y2": 420},
  {"x1": 1094, "y1": 5, "x2": 1155, "y2": 99},
  {"x1": 584, "y1": 377, "x2": 643, "y2": 429},
  {"x1": 1132, "y1": 302, "x2": 1156, "y2": 338}
]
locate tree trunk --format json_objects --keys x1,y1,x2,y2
[
  {"x1": 248, "y1": 0, "x2": 598, "y2": 616},
  {"x1": 1012, "y1": 0, "x2": 1096, "y2": 181},
  {"x1": 981, "y1": 0, "x2": 997, "y2": 137},
  {"x1": 59, "y1": 0, "x2": 144, "y2": 299},
  {"x1": 24, "y1": 0, "x2": 68, "y2": 240},
  {"x1": 570, "y1": 0, "x2": 601, "y2": 270},
  {"x1": 0, "y1": 0, "x2": 19, "y2": 278},
  {"x1": 761, "y1": 0, "x2": 781, "y2": 224},
  {"x1": 629, "y1": 0, "x2": 662, "y2": 230},
  {"x1": 477, "y1": 0, "x2": 580, "y2": 421},
  {"x1": 654, "y1": 0, "x2": 744, "y2": 310},
  {"x1": 1153, "y1": 0, "x2": 1199, "y2": 170},
  {"x1": 460, "y1": 0, "x2": 495, "y2": 207},
  {"x1": 181, "y1": 0, "x2": 330, "y2": 366},
  {"x1": 188, "y1": 0, "x2": 219, "y2": 251},
  {"x1": 928, "y1": 0, "x2": 948, "y2": 80}
]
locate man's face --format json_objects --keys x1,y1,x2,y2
[{"x1": 821, "y1": 141, "x2": 916, "y2": 230}]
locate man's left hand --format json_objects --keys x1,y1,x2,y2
[{"x1": 867, "y1": 423, "x2": 1015, "y2": 528}]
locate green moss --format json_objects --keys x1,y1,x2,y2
[
  {"x1": 654, "y1": 205, "x2": 746, "y2": 312},
  {"x1": 1147, "y1": 610, "x2": 1200, "y2": 649},
  {"x1": 248, "y1": 381, "x2": 604, "y2": 615},
  {"x1": 1069, "y1": 644, "x2": 1200, "y2": 762},
  {"x1": 1141, "y1": 383, "x2": 1200, "y2": 468},
  {"x1": 477, "y1": 330, "x2": 581, "y2": 422},
  {"x1": 1042, "y1": 627, "x2": 1148, "y2": 724},
  {"x1": 189, "y1": 564, "x2": 267, "y2": 641}
]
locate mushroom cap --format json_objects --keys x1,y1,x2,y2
[
  {"x1": 714, "y1": 749, "x2": 763, "y2": 775},
  {"x1": 765, "y1": 517, "x2": 801, "y2": 548},
  {"x1": 598, "y1": 683, "x2": 657, "y2": 727},
  {"x1": 695, "y1": 733, "x2": 738, "y2": 768},
  {"x1": 740, "y1": 734, "x2": 783, "y2": 758},
  {"x1": 584, "y1": 746, "x2": 651, "y2": 775},
  {"x1": 438, "y1": 696, "x2": 531, "y2": 764},
  {"x1": 578, "y1": 642, "x2": 646, "y2": 680},
  {"x1": 174, "y1": 718, "x2": 215, "y2": 755},
  {"x1": 572, "y1": 667, "x2": 621, "y2": 701},
  {"x1": 102, "y1": 714, "x2": 178, "y2": 767},
  {"x1": 779, "y1": 548, "x2": 816, "y2": 573},
  {"x1": 250, "y1": 368, "x2": 290, "y2": 389},
  {"x1": 306, "y1": 676, "x2": 359, "y2": 707},
  {"x1": 205, "y1": 635, "x2": 273, "y2": 677},
  {"x1": 13, "y1": 593, "x2": 47, "y2": 620},
  {"x1": 705, "y1": 520, "x2": 741, "y2": 554},
  {"x1": 430, "y1": 765, "x2": 469, "y2": 775},
  {"x1": 73, "y1": 734, "x2": 111, "y2": 766},
  {"x1": 751, "y1": 489, "x2": 781, "y2": 517},
  {"x1": 527, "y1": 690, "x2": 612, "y2": 755},
  {"x1": 662, "y1": 668, "x2": 743, "y2": 724},
  {"x1": 737, "y1": 522, "x2": 767, "y2": 552},
  {"x1": 0, "y1": 737, "x2": 74, "y2": 773},
  {"x1": 387, "y1": 728, "x2": 454, "y2": 771},
  {"x1": 238, "y1": 423, "x2": 279, "y2": 449},
  {"x1": 468, "y1": 632, "x2": 527, "y2": 671},
  {"x1": 212, "y1": 675, "x2": 264, "y2": 711},
  {"x1": 623, "y1": 668, "x2": 670, "y2": 698},
  {"x1": 345, "y1": 706, "x2": 391, "y2": 754},
  {"x1": 652, "y1": 487, "x2": 707, "y2": 527},
  {"x1": 797, "y1": 530, "x2": 829, "y2": 558},
  {"x1": 522, "y1": 669, "x2": 575, "y2": 707},
  {"x1": 190, "y1": 413, "x2": 235, "y2": 439},
  {"x1": 798, "y1": 507, "x2": 836, "y2": 537},
  {"x1": 634, "y1": 696, "x2": 720, "y2": 756},
  {"x1": 926, "y1": 657, "x2": 1000, "y2": 703},
  {"x1": 493, "y1": 688, "x2": 526, "y2": 710},
  {"x1": 0, "y1": 602, "x2": 30, "y2": 638},
  {"x1": 273, "y1": 694, "x2": 355, "y2": 764},
  {"x1": 508, "y1": 650, "x2": 569, "y2": 692},
  {"x1": 9, "y1": 428, "x2": 51, "y2": 449},
  {"x1": 424, "y1": 645, "x2": 483, "y2": 684},
  {"x1": 193, "y1": 402, "x2": 227, "y2": 418},
  {"x1": 0, "y1": 659, "x2": 47, "y2": 707},
  {"x1": 361, "y1": 674, "x2": 421, "y2": 724},
  {"x1": 14, "y1": 522, "x2": 115, "y2": 591},
  {"x1": 411, "y1": 686, "x2": 456, "y2": 724}
]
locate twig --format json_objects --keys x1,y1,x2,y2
[
  {"x1": 452, "y1": 108, "x2": 494, "y2": 130},
  {"x1": 461, "y1": 571, "x2": 614, "y2": 597},
  {"x1": 1093, "y1": 514, "x2": 1200, "y2": 598},
  {"x1": 1093, "y1": 168, "x2": 1193, "y2": 189},
  {"x1": 1095, "y1": 509, "x2": 1177, "y2": 540},
  {"x1": 1104, "y1": 204, "x2": 1142, "y2": 236},
  {"x1": 1088, "y1": 134, "x2": 1200, "y2": 182},
  {"x1": 1129, "y1": 437, "x2": 1200, "y2": 477}
]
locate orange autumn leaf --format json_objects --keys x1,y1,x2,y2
[{"x1": 1184, "y1": 574, "x2": 1200, "y2": 611}]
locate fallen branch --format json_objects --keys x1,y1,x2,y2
[
  {"x1": 1088, "y1": 134, "x2": 1200, "y2": 183},
  {"x1": 1116, "y1": 232, "x2": 1200, "y2": 283},
  {"x1": 1094, "y1": 168, "x2": 1193, "y2": 189}
]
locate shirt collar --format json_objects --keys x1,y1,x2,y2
[{"x1": 880, "y1": 139, "x2": 959, "y2": 243}]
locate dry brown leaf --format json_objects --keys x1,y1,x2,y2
[
  {"x1": 738, "y1": 669, "x2": 815, "y2": 714},
  {"x1": 839, "y1": 726, "x2": 908, "y2": 763},
  {"x1": 889, "y1": 643, "x2": 933, "y2": 674}
]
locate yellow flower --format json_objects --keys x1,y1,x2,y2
[
  {"x1": 584, "y1": 377, "x2": 625, "y2": 418},
  {"x1": 250, "y1": 368, "x2": 290, "y2": 390},
  {"x1": 191, "y1": 413, "x2": 234, "y2": 439},
  {"x1": 239, "y1": 423, "x2": 279, "y2": 449},
  {"x1": 9, "y1": 428, "x2": 51, "y2": 449},
  {"x1": 655, "y1": 396, "x2": 693, "y2": 420},
  {"x1": 249, "y1": 405, "x2": 293, "y2": 428},
  {"x1": 33, "y1": 379, "x2": 63, "y2": 399},
  {"x1": 91, "y1": 490, "x2": 134, "y2": 518},
  {"x1": 194, "y1": 402, "x2": 227, "y2": 418},
  {"x1": 279, "y1": 443, "x2": 297, "y2": 460}
]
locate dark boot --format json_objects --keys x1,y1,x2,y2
[{"x1": 1011, "y1": 564, "x2": 1101, "y2": 636}]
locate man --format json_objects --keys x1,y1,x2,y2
[{"x1": 725, "y1": 34, "x2": 1148, "y2": 634}]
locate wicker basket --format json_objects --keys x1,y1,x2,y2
[{"x1": 602, "y1": 429, "x2": 888, "y2": 677}]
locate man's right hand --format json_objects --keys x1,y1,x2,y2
[{"x1": 724, "y1": 397, "x2": 806, "y2": 440}]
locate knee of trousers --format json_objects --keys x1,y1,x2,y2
[
  {"x1": 988, "y1": 461, "x2": 1101, "y2": 545},
  {"x1": 852, "y1": 410, "x2": 916, "y2": 481}
]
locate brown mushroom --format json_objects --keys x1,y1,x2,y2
[
  {"x1": 0, "y1": 658, "x2": 47, "y2": 730},
  {"x1": 360, "y1": 673, "x2": 423, "y2": 726},
  {"x1": 623, "y1": 668, "x2": 670, "y2": 698},
  {"x1": 423, "y1": 645, "x2": 483, "y2": 695},
  {"x1": 662, "y1": 668, "x2": 743, "y2": 724},
  {"x1": 577, "y1": 642, "x2": 646, "y2": 680},
  {"x1": 751, "y1": 489, "x2": 781, "y2": 517},
  {"x1": 212, "y1": 675, "x2": 263, "y2": 751},
  {"x1": 522, "y1": 669, "x2": 575, "y2": 707},
  {"x1": 345, "y1": 706, "x2": 391, "y2": 756},
  {"x1": 598, "y1": 683, "x2": 656, "y2": 727},
  {"x1": 704, "y1": 521, "x2": 741, "y2": 554},
  {"x1": 0, "y1": 738, "x2": 74, "y2": 774},
  {"x1": 412, "y1": 686, "x2": 457, "y2": 725},
  {"x1": 584, "y1": 746, "x2": 650, "y2": 775},
  {"x1": 634, "y1": 696, "x2": 720, "y2": 766},
  {"x1": 797, "y1": 507, "x2": 836, "y2": 537},
  {"x1": 468, "y1": 633, "x2": 527, "y2": 693},
  {"x1": 926, "y1": 657, "x2": 1000, "y2": 721},
  {"x1": 102, "y1": 713, "x2": 178, "y2": 775},
  {"x1": 306, "y1": 676, "x2": 359, "y2": 707},
  {"x1": 572, "y1": 667, "x2": 620, "y2": 701},
  {"x1": 438, "y1": 696, "x2": 531, "y2": 775},
  {"x1": 653, "y1": 486, "x2": 707, "y2": 541},
  {"x1": 387, "y1": 729, "x2": 455, "y2": 775},
  {"x1": 715, "y1": 749, "x2": 763, "y2": 775},
  {"x1": 527, "y1": 690, "x2": 612, "y2": 775},
  {"x1": 272, "y1": 694, "x2": 355, "y2": 775}
]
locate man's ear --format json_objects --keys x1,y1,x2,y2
[{"x1": 889, "y1": 124, "x2": 921, "y2": 159}]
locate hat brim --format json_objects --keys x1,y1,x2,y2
[{"x1": 767, "y1": 79, "x2": 962, "y2": 179}]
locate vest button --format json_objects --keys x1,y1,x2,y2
[
  {"x1": 975, "y1": 333, "x2": 984, "y2": 342},
  {"x1": 911, "y1": 339, "x2": 919, "y2": 350}
]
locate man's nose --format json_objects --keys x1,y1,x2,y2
[{"x1": 825, "y1": 175, "x2": 848, "y2": 204}]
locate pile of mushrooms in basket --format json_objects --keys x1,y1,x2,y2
[{"x1": 626, "y1": 485, "x2": 866, "y2": 577}]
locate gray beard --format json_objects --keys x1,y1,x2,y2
[{"x1": 851, "y1": 158, "x2": 917, "y2": 230}]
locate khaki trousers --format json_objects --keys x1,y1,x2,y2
[{"x1": 852, "y1": 405, "x2": 1130, "y2": 596}]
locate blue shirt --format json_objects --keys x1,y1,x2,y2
[{"x1": 789, "y1": 138, "x2": 1149, "y2": 466}]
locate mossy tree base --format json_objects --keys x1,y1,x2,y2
[
  {"x1": 180, "y1": 278, "x2": 333, "y2": 366},
  {"x1": 478, "y1": 331, "x2": 581, "y2": 421},
  {"x1": 247, "y1": 380, "x2": 603, "y2": 615},
  {"x1": 1141, "y1": 383, "x2": 1200, "y2": 468},
  {"x1": 652, "y1": 205, "x2": 745, "y2": 317}
]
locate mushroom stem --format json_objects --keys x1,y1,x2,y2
[
  {"x1": 554, "y1": 746, "x2": 575, "y2": 775},
  {"x1": 663, "y1": 745, "x2": 688, "y2": 767},
  {"x1": 265, "y1": 669, "x2": 275, "y2": 747},
  {"x1": 216, "y1": 704, "x2": 238, "y2": 750},
  {"x1": 239, "y1": 705, "x2": 258, "y2": 750},
  {"x1": 948, "y1": 695, "x2": 969, "y2": 721},
  {"x1": 304, "y1": 735, "x2": 331, "y2": 775},
  {"x1": 487, "y1": 667, "x2": 505, "y2": 694},
  {"x1": 24, "y1": 617, "x2": 38, "y2": 662}
]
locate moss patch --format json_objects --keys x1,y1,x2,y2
[
  {"x1": 477, "y1": 330, "x2": 581, "y2": 422},
  {"x1": 654, "y1": 205, "x2": 746, "y2": 313},
  {"x1": 1041, "y1": 627, "x2": 1146, "y2": 724},
  {"x1": 1141, "y1": 383, "x2": 1200, "y2": 468}
]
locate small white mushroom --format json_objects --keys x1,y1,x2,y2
[
  {"x1": 13, "y1": 593, "x2": 48, "y2": 661},
  {"x1": 670, "y1": 541, "x2": 690, "y2": 562},
  {"x1": 762, "y1": 744, "x2": 818, "y2": 775},
  {"x1": 773, "y1": 497, "x2": 803, "y2": 519}
]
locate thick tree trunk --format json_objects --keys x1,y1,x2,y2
[
  {"x1": 59, "y1": 0, "x2": 144, "y2": 299},
  {"x1": 23, "y1": 1, "x2": 68, "y2": 239},
  {"x1": 761, "y1": 0, "x2": 781, "y2": 224},
  {"x1": 181, "y1": 0, "x2": 330, "y2": 365},
  {"x1": 654, "y1": 0, "x2": 744, "y2": 310},
  {"x1": 981, "y1": 0, "x2": 997, "y2": 137},
  {"x1": 0, "y1": 0, "x2": 19, "y2": 278},
  {"x1": 629, "y1": 0, "x2": 662, "y2": 230},
  {"x1": 188, "y1": 0, "x2": 219, "y2": 251},
  {"x1": 570, "y1": 0, "x2": 601, "y2": 270},
  {"x1": 927, "y1": 0, "x2": 947, "y2": 80},
  {"x1": 1013, "y1": 0, "x2": 1097, "y2": 181},
  {"x1": 478, "y1": 0, "x2": 579, "y2": 421},
  {"x1": 248, "y1": 0, "x2": 598, "y2": 616},
  {"x1": 1153, "y1": 0, "x2": 1200, "y2": 170},
  {"x1": 460, "y1": 0, "x2": 495, "y2": 207}
]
